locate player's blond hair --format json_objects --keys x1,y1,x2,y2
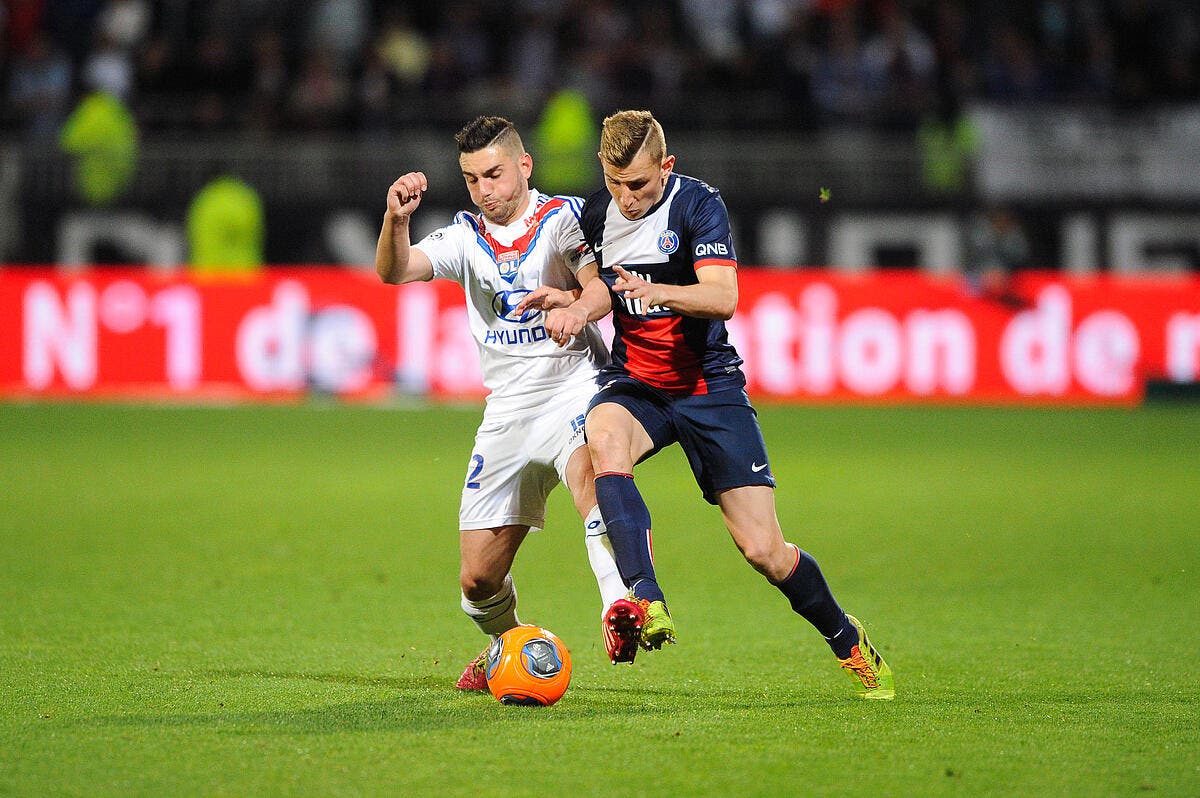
[{"x1": 599, "y1": 110, "x2": 666, "y2": 168}]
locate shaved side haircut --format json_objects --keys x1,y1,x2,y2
[
  {"x1": 454, "y1": 116, "x2": 525, "y2": 156},
  {"x1": 599, "y1": 110, "x2": 666, "y2": 167}
]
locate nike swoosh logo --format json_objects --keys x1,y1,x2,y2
[{"x1": 752, "y1": 462, "x2": 768, "y2": 472}]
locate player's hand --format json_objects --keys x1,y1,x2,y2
[
  {"x1": 514, "y1": 286, "x2": 578, "y2": 315},
  {"x1": 387, "y1": 172, "x2": 427, "y2": 221},
  {"x1": 612, "y1": 265, "x2": 667, "y2": 308},
  {"x1": 545, "y1": 306, "x2": 588, "y2": 347}
]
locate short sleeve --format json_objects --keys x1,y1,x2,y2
[
  {"x1": 553, "y1": 196, "x2": 595, "y2": 275},
  {"x1": 413, "y1": 215, "x2": 471, "y2": 283},
  {"x1": 686, "y1": 189, "x2": 738, "y2": 269}
]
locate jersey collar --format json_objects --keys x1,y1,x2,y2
[{"x1": 641, "y1": 172, "x2": 677, "y2": 219}]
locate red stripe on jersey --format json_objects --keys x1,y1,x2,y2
[
  {"x1": 622, "y1": 316, "x2": 708, "y2": 394},
  {"x1": 693, "y1": 257, "x2": 737, "y2": 271},
  {"x1": 477, "y1": 197, "x2": 567, "y2": 260}
]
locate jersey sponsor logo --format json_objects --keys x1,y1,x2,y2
[
  {"x1": 657, "y1": 229, "x2": 680, "y2": 254},
  {"x1": 695, "y1": 242, "x2": 729, "y2": 258},
  {"x1": 491, "y1": 290, "x2": 539, "y2": 324},
  {"x1": 482, "y1": 326, "x2": 550, "y2": 345},
  {"x1": 615, "y1": 269, "x2": 667, "y2": 316}
]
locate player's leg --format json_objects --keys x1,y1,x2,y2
[
  {"x1": 453, "y1": 410, "x2": 542, "y2": 689},
  {"x1": 562, "y1": 442, "x2": 648, "y2": 664},
  {"x1": 459, "y1": 523, "x2": 528, "y2": 630},
  {"x1": 550, "y1": 380, "x2": 629, "y2": 613},
  {"x1": 454, "y1": 524, "x2": 529, "y2": 690},
  {"x1": 585, "y1": 396, "x2": 663, "y2": 603},
  {"x1": 679, "y1": 388, "x2": 894, "y2": 698},
  {"x1": 717, "y1": 486, "x2": 855, "y2": 646},
  {"x1": 718, "y1": 488, "x2": 893, "y2": 698},
  {"x1": 676, "y1": 388, "x2": 846, "y2": 638},
  {"x1": 567, "y1": 437, "x2": 671, "y2": 662},
  {"x1": 585, "y1": 381, "x2": 676, "y2": 659},
  {"x1": 562, "y1": 443, "x2": 626, "y2": 611}
]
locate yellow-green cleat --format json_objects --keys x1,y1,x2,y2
[
  {"x1": 639, "y1": 599, "x2": 676, "y2": 651},
  {"x1": 838, "y1": 614, "x2": 895, "y2": 700}
]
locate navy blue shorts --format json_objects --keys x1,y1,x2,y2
[{"x1": 587, "y1": 376, "x2": 776, "y2": 504}]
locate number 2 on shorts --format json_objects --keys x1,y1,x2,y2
[{"x1": 465, "y1": 454, "x2": 484, "y2": 489}]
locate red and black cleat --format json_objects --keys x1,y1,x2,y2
[
  {"x1": 604, "y1": 597, "x2": 646, "y2": 664},
  {"x1": 454, "y1": 647, "x2": 489, "y2": 691}
]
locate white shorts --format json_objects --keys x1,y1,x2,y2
[{"x1": 458, "y1": 378, "x2": 596, "y2": 531}]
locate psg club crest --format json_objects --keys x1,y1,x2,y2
[{"x1": 657, "y1": 229, "x2": 680, "y2": 255}]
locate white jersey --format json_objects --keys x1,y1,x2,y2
[{"x1": 414, "y1": 189, "x2": 608, "y2": 411}]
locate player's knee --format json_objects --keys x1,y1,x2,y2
[
  {"x1": 736, "y1": 535, "x2": 791, "y2": 580},
  {"x1": 460, "y1": 570, "x2": 504, "y2": 601},
  {"x1": 738, "y1": 541, "x2": 776, "y2": 576},
  {"x1": 585, "y1": 426, "x2": 627, "y2": 470}
]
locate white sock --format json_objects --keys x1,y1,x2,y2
[
  {"x1": 584, "y1": 505, "x2": 627, "y2": 613},
  {"x1": 461, "y1": 573, "x2": 519, "y2": 638}
]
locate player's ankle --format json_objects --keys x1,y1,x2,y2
[
  {"x1": 825, "y1": 614, "x2": 858, "y2": 659},
  {"x1": 629, "y1": 578, "x2": 666, "y2": 606}
]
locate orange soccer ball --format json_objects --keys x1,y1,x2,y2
[{"x1": 485, "y1": 624, "x2": 573, "y2": 706}]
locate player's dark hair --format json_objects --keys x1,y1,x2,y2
[{"x1": 454, "y1": 116, "x2": 523, "y2": 155}]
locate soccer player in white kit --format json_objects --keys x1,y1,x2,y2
[{"x1": 374, "y1": 116, "x2": 626, "y2": 690}]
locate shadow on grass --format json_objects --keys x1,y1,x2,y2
[
  {"x1": 196, "y1": 667, "x2": 439, "y2": 690},
  {"x1": 70, "y1": 667, "x2": 836, "y2": 734}
]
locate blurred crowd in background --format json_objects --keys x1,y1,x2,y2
[{"x1": 3, "y1": 0, "x2": 1199, "y2": 140}]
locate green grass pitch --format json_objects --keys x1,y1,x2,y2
[{"x1": 2, "y1": 401, "x2": 1198, "y2": 796}]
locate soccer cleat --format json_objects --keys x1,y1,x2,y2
[
  {"x1": 838, "y1": 614, "x2": 895, "y2": 700},
  {"x1": 639, "y1": 599, "x2": 676, "y2": 651},
  {"x1": 454, "y1": 646, "x2": 490, "y2": 691},
  {"x1": 603, "y1": 597, "x2": 646, "y2": 664}
]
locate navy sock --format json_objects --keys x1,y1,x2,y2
[
  {"x1": 774, "y1": 545, "x2": 856, "y2": 658},
  {"x1": 594, "y1": 472, "x2": 665, "y2": 605}
]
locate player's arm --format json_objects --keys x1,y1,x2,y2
[
  {"x1": 543, "y1": 263, "x2": 612, "y2": 346},
  {"x1": 512, "y1": 285, "x2": 581, "y2": 314},
  {"x1": 376, "y1": 172, "x2": 434, "y2": 284},
  {"x1": 612, "y1": 263, "x2": 737, "y2": 320}
]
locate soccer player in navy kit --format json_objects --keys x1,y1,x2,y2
[{"x1": 528, "y1": 110, "x2": 894, "y2": 698}]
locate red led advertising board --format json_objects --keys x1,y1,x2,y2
[{"x1": 2, "y1": 268, "x2": 1198, "y2": 404}]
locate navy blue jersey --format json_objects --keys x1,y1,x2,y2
[{"x1": 580, "y1": 173, "x2": 745, "y2": 395}]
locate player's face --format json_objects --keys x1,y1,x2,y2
[
  {"x1": 601, "y1": 150, "x2": 675, "y2": 220},
  {"x1": 460, "y1": 146, "x2": 533, "y2": 225}
]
